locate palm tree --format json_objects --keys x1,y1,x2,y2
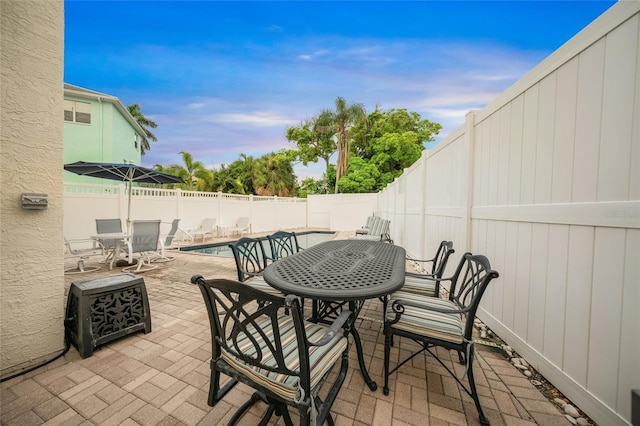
[
  {"x1": 326, "y1": 97, "x2": 365, "y2": 193},
  {"x1": 127, "y1": 103, "x2": 158, "y2": 155},
  {"x1": 162, "y1": 151, "x2": 207, "y2": 191}
]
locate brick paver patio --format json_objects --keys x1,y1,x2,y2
[{"x1": 0, "y1": 231, "x2": 572, "y2": 425}]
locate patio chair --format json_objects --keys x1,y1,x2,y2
[
  {"x1": 383, "y1": 241, "x2": 455, "y2": 317},
  {"x1": 355, "y1": 215, "x2": 377, "y2": 235},
  {"x1": 191, "y1": 217, "x2": 217, "y2": 242},
  {"x1": 228, "y1": 237, "x2": 283, "y2": 297},
  {"x1": 383, "y1": 252, "x2": 499, "y2": 425},
  {"x1": 190, "y1": 275, "x2": 351, "y2": 425},
  {"x1": 151, "y1": 219, "x2": 181, "y2": 263},
  {"x1": 122, "y1": 220, "x2": 161, "y2": 273},
  {"x1": 227, "y1": 216, "x2": 251, "y2": 237},
  {"x1": 64, "y1": 237, "x2": 104, "y2": 274},
  {"x1": 95, "y1": 218, "x2": 122, "y2": 262},
  {"x1": 266, "y1": 230, "x2": 302, "y2": 261},
  {"x1": 401, "y1": 240, "x2": 455, "y2": 297},
  {"x1": 351, "y1": 218, "x2": 392, "y2": 243}
]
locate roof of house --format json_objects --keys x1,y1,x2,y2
[{"x1": 63, "y1": 83, "x2": 147, "y2": 139}]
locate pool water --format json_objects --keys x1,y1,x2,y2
[{"x1": 180, "y1": 231, "x2": 335, "y2": 257}]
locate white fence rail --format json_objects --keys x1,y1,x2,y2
[
  {"x1": 63, "y1": 183, "x2": 308, "y2": 240},
  {"x1": 377, "y1": 3, "x2": 640, "y2": 425}
]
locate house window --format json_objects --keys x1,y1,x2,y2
[{"x1": 64, "y1": 100, "x2": 91, "y2": 124}]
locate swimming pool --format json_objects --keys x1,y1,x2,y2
[{"x1": 179, "y1": 231, "x2": 336, "y2": 257}]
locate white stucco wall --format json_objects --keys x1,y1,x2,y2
[{"x1": 1, "y1": 0, "x2": 65, "y2": 377}]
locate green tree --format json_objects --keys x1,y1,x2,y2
[
  {"x1": 162, "y1": 151, "x2": 207, "y2": 191},
  {"x1": 252, "y1": 151, "x2": 297, "y2": 197},
  {"x1": 127, "y1": 103, "x2": 158, "y2": 155},
  {"x1": 336, "y1": 157, "x2": 380, "y2": 193},
  {"x1": 286, "y1": 112, "x2": 336, "y2": 175}
]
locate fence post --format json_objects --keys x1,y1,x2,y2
[{"x1": 463, "y1": 110, "x2": 477, "y2": 253}]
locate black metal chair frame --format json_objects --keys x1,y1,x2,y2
[
  {"x1": 228, "y1": 237, "x2": 269, "y2": 282},
  {"x1": 382, "y1": 241, "x2": 455, "y2": 315},
  {"x1": 267, "y1": 231, "x2": 302, "y2": 261},
  {"x1": 383, "y1": 253, "x2": 499, "y2": 425},
  {"x1": 191, "y1": 276, "x2": 351, "y2": 426}
]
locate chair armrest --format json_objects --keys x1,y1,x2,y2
[{"x1": 307, "y1": 310, "x2": 352, "y2": 347}]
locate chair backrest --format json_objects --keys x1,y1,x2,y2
[
  {"x1": 96, "y1": 218, "x2": 122, "y2": 234},
  {"x1": 364, "y1": 215, "x2": 374, "y2": 228},
  {"x1": 191, "y1": 277, "x2": 309, "y2": 399},
  {"x1": 448, "y1": 253, "x2": 500, "y2": 339},
  {"x1": 201, "y1": 217, "x2": 217, "y2": 229},
  {"x1": 235, "y1": 216, "x2": 250, "y2": 229},
  {"x1": 228, "y1": 237, "x2": 269, "y2": 282},
  {"x1": 430, "y1": 241, "x2": 455, "y2": 277},
  {"x1": 130, "y1": 220, "x2": 161, "y2": 253},
  {"x1": 95, "y1": 219, "x2": 122, "y2": 248},
  {"x1": 164, "y1": 219, "x2": 180, "y2": 246},
  {"x1": 267, "y1": 231, "x2": 301, "y2": 260}
]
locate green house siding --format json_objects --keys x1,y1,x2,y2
[{"x1": 63, "y1": 85, "x2": 144, "y2": 184}]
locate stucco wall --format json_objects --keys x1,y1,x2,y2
[{"x1": 1, "y1": 0, "x2": 65, "y2": 377}]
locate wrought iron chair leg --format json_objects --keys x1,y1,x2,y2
[
  {"x1": 466, "y1": 351, "x2": 490, "y2": 425},
  {"x1": 383, "y1": 327, "x2": 392, "y2": 395},
  {"x1": 228, "y1": 392, "x2": 270, "y2": 425}
]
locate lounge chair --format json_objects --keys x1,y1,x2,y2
[
  {"x1": 226, "y1": 216, "x2": 250, "y2": 237},
  {"x1": 355, "y1": 215, "x2": 377, "y2": 235},
  {"x1": 351, "y1": 218, "x2": 392, "y2": 242},
  {"x1": 191, "y1": 218, "x2": 217, "y2": 242}
]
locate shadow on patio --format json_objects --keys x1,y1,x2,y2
[{"x1": 1, "y1": 231, "x2": 577, "y2": 426}]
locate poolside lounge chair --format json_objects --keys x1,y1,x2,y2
[
  {"x1": 351, "y1": 218, "x2": 391, "y2": 242},
  {"x1": 122, "y1": 220, "x2": 161, "y2": 273},
  {"x1": 190, "y1": 276, "x2": 350, "y2": 425},
  {"x1": 191, "y1": 218, "x2": 217, "y2": 242},
  {"x1": 383, "y1": 253, "x2": 499, "y2": 425},
  {"x1": 226, "y1": 216, "x2": 250, "y2": 237},
  {"x1": 355, "y1": 215, "x2": 377, "y2": 235}
]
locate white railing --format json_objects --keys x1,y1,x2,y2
[{"x1": 376, "y1": 3, "x2": 640, "y2": 425}]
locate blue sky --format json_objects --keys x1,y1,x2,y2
[{"x1": 64, "y1": 0, "x2": 616, "y2": 179}]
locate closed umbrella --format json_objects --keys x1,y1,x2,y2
[{"x1": 64, "y1": 161, "x2": 184, "y2": 230}]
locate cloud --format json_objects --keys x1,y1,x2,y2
[{"x1": 208, "y1": 111, "x2": 296, "y2": 127}]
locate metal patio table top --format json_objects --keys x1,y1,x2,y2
[
  {"x1": 264, "y1": 239, "x2": 406, "y2": 301},
  {"x1": 264, "y1": 239, "x2": 406, "y2": 391}
]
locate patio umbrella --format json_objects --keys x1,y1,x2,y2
[{"x1": 64, "y1": 161, "x2": 184, "y2": 231}]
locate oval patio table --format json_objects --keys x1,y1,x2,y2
[{"x1": 264, "y1": 239, "x2": 406, "y2": 391}]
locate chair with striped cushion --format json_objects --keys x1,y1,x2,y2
[
  {"x1": 383, "y1": 253, "x2": 499, "y2": 426},
  {"x1": 191, "y1": 276, "x2": 351, "y2": 425},
  {"x1": 402, "y1": 241, "x2": 455, "y2": 297},
  {"x1": 383, "y1": 241, "x2": 455, "y2": 320},
  {"x1": 228, "y1": 237, "x2": 282, "y2": 297}
]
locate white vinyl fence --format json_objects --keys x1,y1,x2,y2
[
  {"x1": 377, "y1": 3, "x2": 639, "y2": 425},
  {"x1": 64, "y1": 184, "x2": 307, "y2": 240},
  {"x1": 63, "y1": 184, "x2": 377, "y2": 241}
]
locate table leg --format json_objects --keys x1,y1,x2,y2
[{"x1": 348, "y1": 301, "x2": 377, "y2": 391}]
